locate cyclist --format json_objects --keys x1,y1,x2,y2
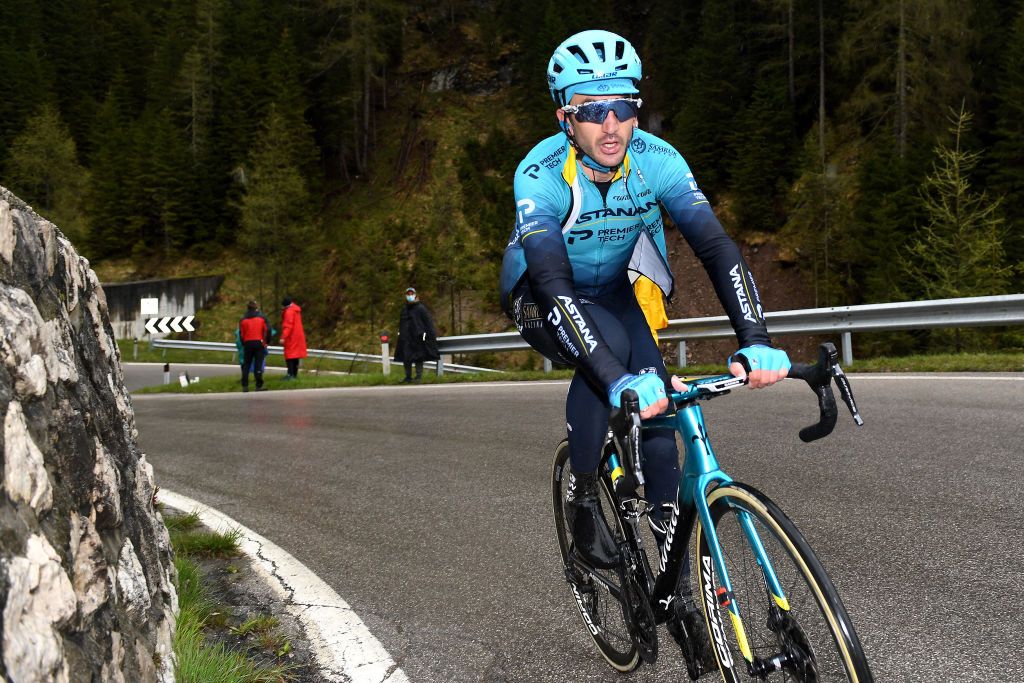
[{"x1": 499, "y1": 28, "x2": 790, "y2": 665}]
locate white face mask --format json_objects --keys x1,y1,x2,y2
[{"x1": 405, "y1": 294, "x2": 416, "y2": 303}]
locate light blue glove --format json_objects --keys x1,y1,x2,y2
[
  {"x1": 608, "y1": 373, "x2": 667, "y2": 409},
  {"x1": 729, "y1": 345, "x2": 791, "y2": 374}
]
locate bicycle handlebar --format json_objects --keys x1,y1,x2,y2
[
  {"x1": 612, "y1": 342, "x2": 863, "y2": 445},
  {"x1": 788, "y1": 342, "x2": 864, "y2": 442}
]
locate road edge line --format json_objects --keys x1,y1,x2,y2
[{"x1": 160, "y1": 489, "x2": 409, "y2": 683}]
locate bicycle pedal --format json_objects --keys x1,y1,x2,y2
[{"x1": 618, "y1": 497, "x2": 653, "y2": 519}]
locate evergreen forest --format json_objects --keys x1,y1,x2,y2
[{"x1": 1, "y1": 0, "x2": 1021, "y2": 354}]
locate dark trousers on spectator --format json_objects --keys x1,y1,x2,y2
[
  {"x1": 403, "y1": 360, "x2": 423, "y2": 380},
  {"x1": 242, "y1": 341, "x2": 266, "y2": 389},
  {"x1": 286, "y1": 358, "x2": 300, "y2": 378}
]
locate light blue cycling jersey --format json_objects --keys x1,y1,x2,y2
[
  {"x1": 500, "y1": 128, "x2": 710, "y2": 305},
  {"x1": 499, "y1": 127, "x2": 770, "y2": 387}
]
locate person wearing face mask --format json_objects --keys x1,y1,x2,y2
[
  {"x1": 499, "y1": 29, "x2": 792, "y2": 671},
  {"x1": 394, "y1": 287, "x2": 439, "y2": 384}
]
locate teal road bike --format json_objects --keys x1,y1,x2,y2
[{"x1": 552, "y1": 343, "x2": 872, "y2": 681}]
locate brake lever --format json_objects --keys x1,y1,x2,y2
[{"x1": 830, "y1": 364, "x2": 864, "y2": 426}]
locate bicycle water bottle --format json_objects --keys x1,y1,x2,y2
[{"x1": 607, "y1": 452, "x2": 626, "y2": 490}]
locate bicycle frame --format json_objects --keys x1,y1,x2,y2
[{"x1": 618, "y1": 391, "x2": 791, "y2": 669}]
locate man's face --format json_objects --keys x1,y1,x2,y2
[{"x1": 556, "y1": 93, "x2": 637, "y2": 170}]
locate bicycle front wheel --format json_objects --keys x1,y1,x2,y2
[
  {"x1": 694, "y1": 483, "x2": 873, "y2": 682},
  {"x1": 551, "y1": 439, "x2": 641, "y2": 672}
]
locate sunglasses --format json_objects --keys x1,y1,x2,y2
[{"x1": 561, "y1": 98, "x2": 643, "y2": 124}]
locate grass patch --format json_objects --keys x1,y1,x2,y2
[
  {"x1": 169, "y1": 512, "x2": 295, "y2": 683},
  {"x1": 171, "y1": 527, "x2": 242, "y2": 558},
  {"x1": 231, "y1": 614, "x2": 291, "y2": 654},
  {"x1": 175, "y1": 599, "x2": 294, "y2": 683},
  {"x1": 843, "y1": 351, "x2": 1024, "y2": 373},
  {"x1": 164, "y1": 510, "x2": 202, "y2": 533}
]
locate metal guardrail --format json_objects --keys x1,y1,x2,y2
[
  {"x1": 152, "y1": 294, "x2": 1024, "y2": 373},
  {"x1": 436, "y1": 294, "x2": 1024, "y2": 367},
  {"x1": 149, "y1": 339, "x2": 501, "y2": 375}
]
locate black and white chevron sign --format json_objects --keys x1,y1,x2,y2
[{"x1": 145, "y1": 316, "x2": 195, "y2": 334}]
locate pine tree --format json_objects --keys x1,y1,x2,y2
[
  {"x1": 667, "y1": 0, "x2": 748, "y2": 196},
  {"x1": 728, "y1": 75, "x2": 795, "y2": 233},
  {"x1": 899, "y1": 105, "x2": 1012, "y2": 305},
  {"x1": 839, "y1": 0, "x2": 974, "y2": 158},
  {"x1": 87, "y1": 74, "x2": 145, "y2": 258},
  {"x1": 989, "y1": 7, "x2": 1024, "y2": 277},
  {"x1": 4, "y1": 103, "x2": 89, "y2": 244},
  {"x1": 238, "y1": 106, "x2": 317, "y2": 309}
]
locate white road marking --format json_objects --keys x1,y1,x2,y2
[{"x1": 160, "y1": 489, "x2": 409, "y2": 683}]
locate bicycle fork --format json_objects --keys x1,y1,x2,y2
[
  {"x1": 696, "y1": 487, "x2": 801, "y2": 678},
  {"x1": 675, "y1": 401, "x2": 795, "y2": 678}
]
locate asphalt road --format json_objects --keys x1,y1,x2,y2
[{"x1": 133, "y1": 375, "x2": 1024, "y2": 682}]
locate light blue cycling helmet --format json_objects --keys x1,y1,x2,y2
[{"x1": 547, "y1": 29, "x2": 642, "y2": 106}]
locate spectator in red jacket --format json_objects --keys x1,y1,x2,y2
[
  {"x1": 238, "y1": 301, "x2": 271, "y2": 392},
  {"x1": 280, "y1": 297, "x2": 307, "y2": 380}
]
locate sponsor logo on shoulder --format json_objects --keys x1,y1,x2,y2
[
  {"x1": 631, "y1": 138, "x2": 647, "y2": 154},
  {"x1": 516, "y1": 198, "x2": 536, "y2": 225}
]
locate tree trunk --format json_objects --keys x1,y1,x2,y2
[
  {"x1": 788, "y1": 0, "x2": 795, "y2": 104},
  {"x1": 897, "y1": 0, "x2": 907, "y2": 160},
  {"x1": 818, "y1": 0, "x2": 826, "y2": 170}
]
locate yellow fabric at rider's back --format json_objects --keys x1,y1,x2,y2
[{"x1": 633, "y1": 276, "x2": 668, "y2": 344}]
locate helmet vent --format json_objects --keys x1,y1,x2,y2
[
  {"x1": 552, "y1": 63, "x2": 563, "y2": 74},
  {"x1": 615, "y1": 41, "x2": 625, "y2": 60},
  {"x1": 568, "y1": 45, "x2": 588, "y2": 63},
  {"x1": 592, "y1": 43, "x2": 605, "y2": 60}
]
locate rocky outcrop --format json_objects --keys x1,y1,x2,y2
[{"x1": 0, "y1": 187, "x2": 176, "y2": 682}]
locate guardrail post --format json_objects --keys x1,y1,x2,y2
[
  {"x1": 438, "y1": 355, "x2": 451, "y2": 376},
  {"x1": 841, "y1": 332, "x2": 853, "y2": 366},
  {"x1": 543, "y1": 357, "x2": 552, "y2": 373},
  {"x1": 677, "y1": 341, "x2": 687, "y2": 368},
  {"x1": 133, "y1": 337, "x2": 138, "y2": 360}
]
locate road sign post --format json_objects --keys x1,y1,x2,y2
[{"x1": 380, "y1": 332, "x2": 391, "y2": 376}]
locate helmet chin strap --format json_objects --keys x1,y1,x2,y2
[{"x1": 559, "y1": 119, "x2": 620, "y2": 176}]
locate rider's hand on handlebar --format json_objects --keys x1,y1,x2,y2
[
  {"x1": 729, "y1": 345, "x2": 791, "y2": 389},
  {"x1": 608, "y1": 373, "x2": 669, "y2": 418}
]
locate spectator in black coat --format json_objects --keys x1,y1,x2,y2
[{"x1": 394, "y1": 287, "x2": 439, "y2": 383}]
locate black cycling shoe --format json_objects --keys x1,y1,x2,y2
[
  {"x1": 666, "y1": 592, "x2": 716, "y2": 680},
  {"x1": 565, "y1": 471, "x2": 621, "y2": 569}
]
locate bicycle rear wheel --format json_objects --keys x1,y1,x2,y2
[
  {"x1": 551, "y1": 439, "x2": 641, "y2": 672},
  {"x1": 694, "y1": 483, "x2": 873, "y2": 682}
]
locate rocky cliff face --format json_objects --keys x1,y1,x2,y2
[{"x1": 0, "y1": 187, "x2": 176, "y2": 682}]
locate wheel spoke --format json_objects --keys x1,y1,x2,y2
[{"x1": 697, "y1": 485, "x2": 872, "y2": 682}]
